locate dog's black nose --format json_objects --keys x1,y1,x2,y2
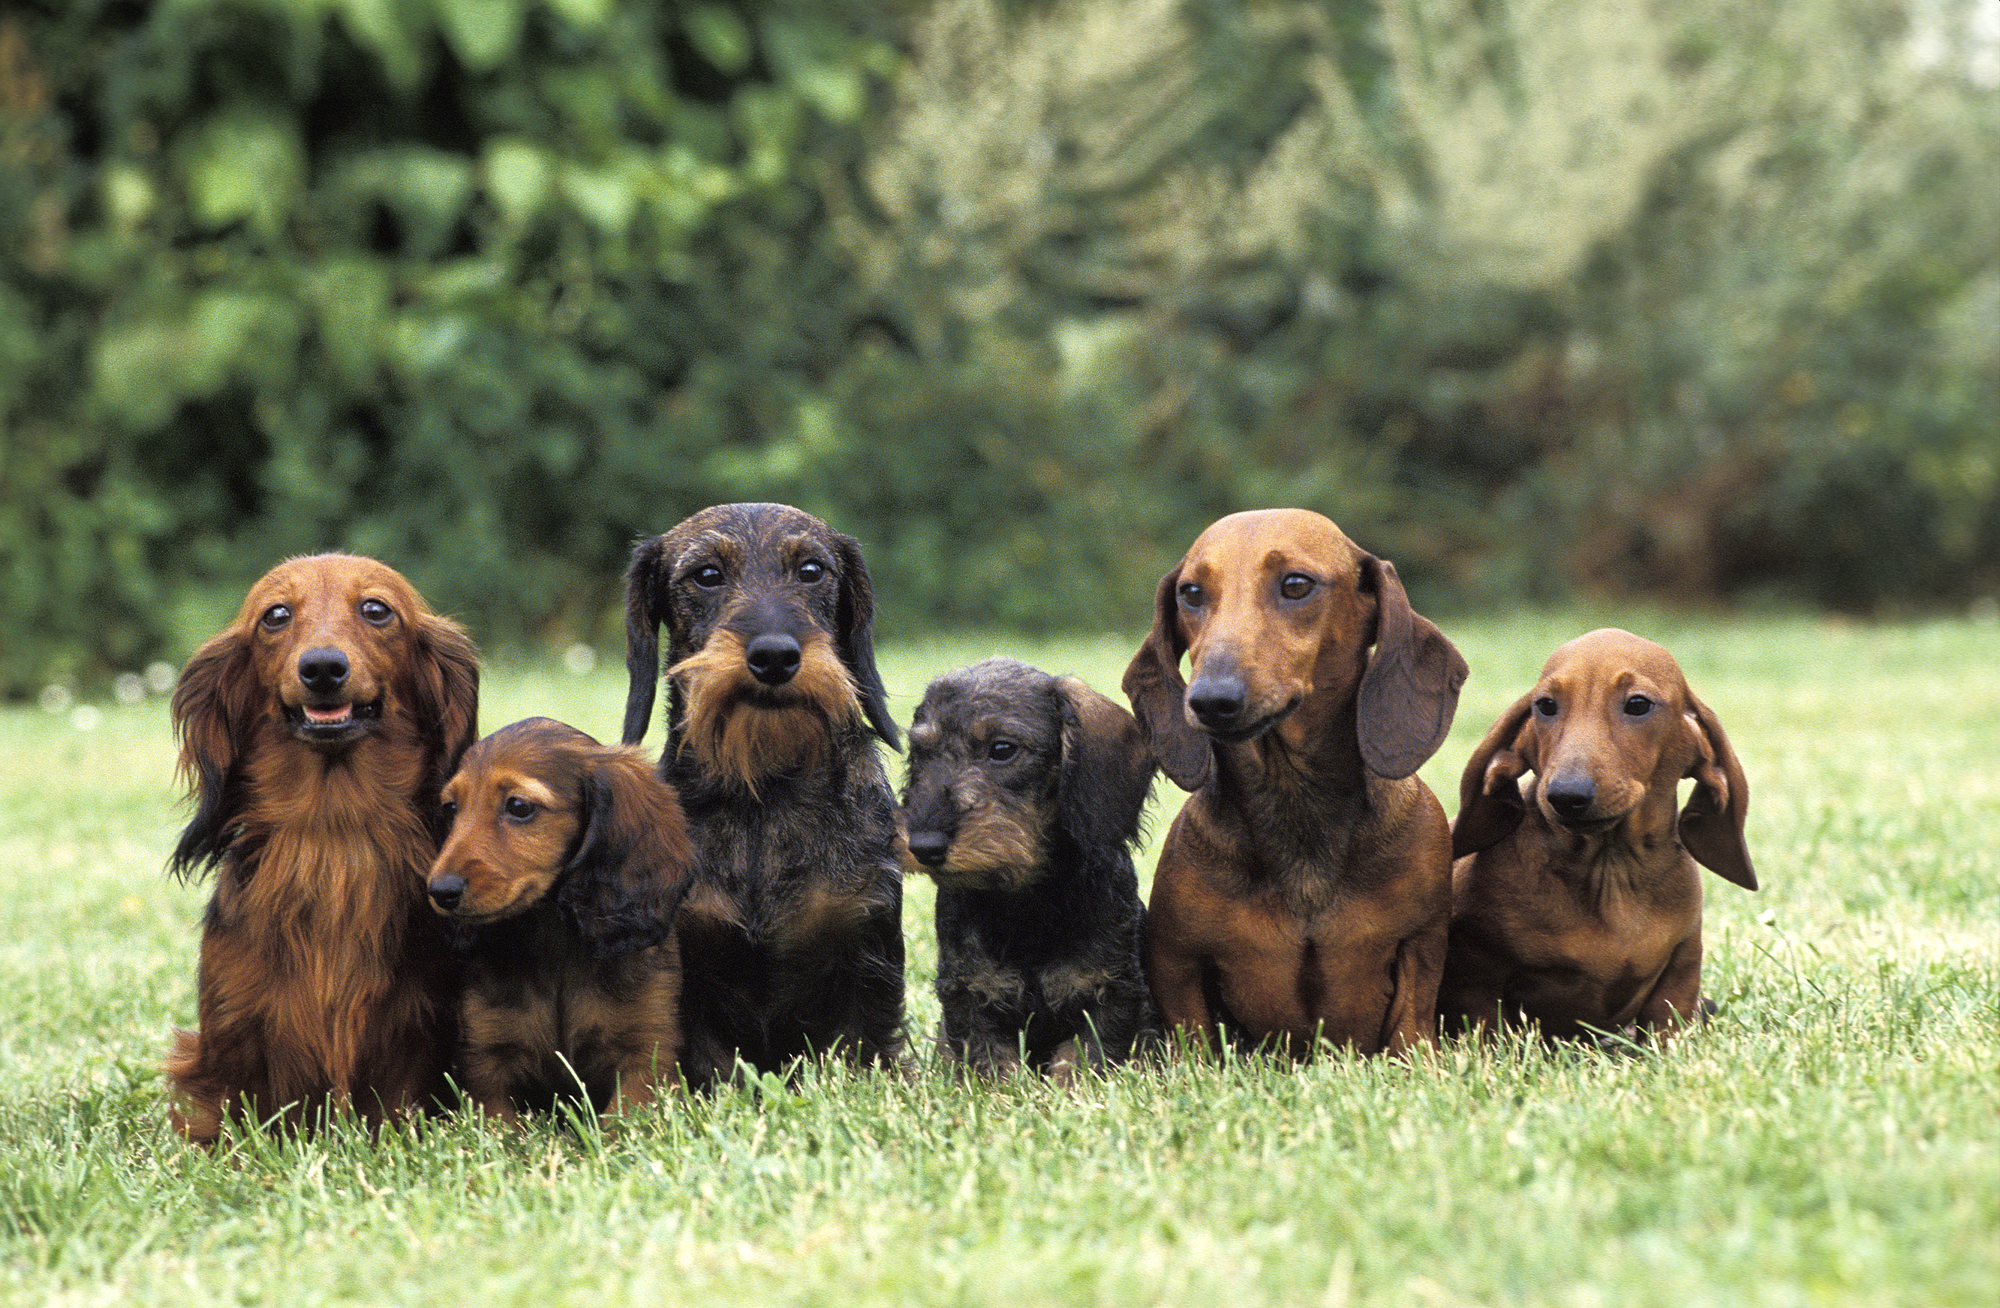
[
  {"x1": 427, "y1": 875, "x2": 466, "y2": 911},
  {"x1": 906, "y1": 830, "x2": 950, "y2": 867},
  {"x1": 298, "y1": 647, "x2": 350, "y2": 695},
  {"x1": 1186, "y1": 674, "x2": 1248, "y2": 729},
  {"x1": 745, "y1": 633, "x2": 802, "y2": 686},
  {"x1": 1544, "y1": 776, "x2": 1596, "y2": 821}
]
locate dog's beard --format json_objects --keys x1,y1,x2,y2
[{"x1": 671, "y1": 634, "x2": 861, "y2": 796}]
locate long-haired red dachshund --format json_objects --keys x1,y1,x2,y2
[
  {"x1": 165, "y1": 553, "x2": 479, "y2": 1143},
  {"x1": 428, "y1": 718, "x2": 695, "y2": 1122}
]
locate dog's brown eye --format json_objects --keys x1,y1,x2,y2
[
  {"x1": 1280, "y1": 573, "x2": 1315, "y2": 601},
  {"x1": 259, "y1": 604, "x2": 292, "y2": 631},
  {"x1": 1533, "y1": 696, "x2": 1558, "y2": 718},
  {"x1": 1623, "y1": 695, "x2": 1654, "y2": 717},
  {"x1": 1177, "y1": 582, "x2": 1205, "y2": 609},
  {"x1": 358, "y1": 598, "x2": 393, "y2": 626},
  {"x1": 690, "y1": 565, "x2": 725, "y2": 589},
  {"x1": 503, "y1": 796, "x2": 538, "y2": 822},
  {"x1": 796, "y1": 560, "x2": 826, "y2": 584},
  {"x1": 439, "y1": 800, "x2": 457, "y2": 825},
  {"x1": 986, "y1": 739, "x2": 1018, "y2": 762}
]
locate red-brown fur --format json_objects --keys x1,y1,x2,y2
[
  {"x1": 164, "y1": 553, "x2": 479, "y2": 1143},
  {"x1": 1123, "y1": 509, "x2": 1467, "y2": 1057},
  {"x1": 1441, "y1": 628, "x2": 1757, "y2": 1041},
  {"x1": 428, "y1": 718, "x2": 694, "y2": 1121}
]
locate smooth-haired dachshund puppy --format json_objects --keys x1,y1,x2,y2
[
  {"x1": 1124, "y1": 509, "x2": 1467, "y2": 1057},
  {"x1": 428, "y1": 718, "x2": 694, "y2": 1121},
  {"x1": 624, "y1": 502, "x2": 905, "y2": 1087},
  {"x1": 902, "y1": 658, "x2": 1159, "y2": 1079},
  {"x1": 165, "y1": 553, "x2": 479, "y2": 1143},
  {"x1": 1441, "y1": 629, "x2": 1757, "y2": 1041}
]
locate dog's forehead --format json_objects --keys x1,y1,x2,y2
[
  {"x1": 1182, "y1": 509, "x2": 1362, "y2": 581},
  {"x1": 665, "y1": 504, "x2": 837, "y2": 561},
  {"x1": 1540, "y1": 629, "x2": 1687, "y2": 696},
  {"x1": 918, "y1": 661, "x2": 1062, "y2": 743},
  {"x1": 240, "y1": 553, "x2": 414, "y2": 620}
]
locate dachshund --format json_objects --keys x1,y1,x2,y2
[
  {"x1": 901, "y1": 658, "x2": 1159, "y2": 1079},
  {"x1": 624, "y1": 502, "x2": 905, "y2": 1087},
  {"x1": 165, "y1": 553, "x2": 479, "y2": 1143},
  {"x1": 1440, "y1": 628, "x2": 1757, "y2": 1042},
  {"x1": 1123, "y1": 508, "x2": 1467, "y2": 1057},
  {"x1": 427, "y1": 718, "x2": 694, "y2": 1121}
]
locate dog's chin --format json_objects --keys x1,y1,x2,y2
[{"x1": 283, "y1": 698, "x2": 383, "y2": 747}]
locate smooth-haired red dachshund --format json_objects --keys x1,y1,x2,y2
[
  {"x1": 166, "y1": 553, "x2": 479, "y2": 1143},
  {"x1": 1442, "y1": 628, "x2": 1757, "y2": 1041},
  {"x1": 1123, "y1": 509, "x2": 1467, "y2": 1057}
]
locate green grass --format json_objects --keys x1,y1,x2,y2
[{"x1": 2, "y1": 612, "x2": 1995, "y2": 1307}]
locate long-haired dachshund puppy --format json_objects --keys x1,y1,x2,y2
[
  {"x1": 624, "y1": 502, "x2": 905, "y2": 1087},
  {"x1": 427, "y1": 718, "x2": 694, "y2": 1121},
  {"x1": 1441, "y1": 628, "x2": 1757, "y2": 1042},
  {"x1": 1123, "y1": 509, "x2": 1467, "y2": 1057},
  {"x1": 165, "y1": 553, "x2": 479, "y2": 1143},
  {"x1": 902, "y1": 659, "x2": 1159, "y2": 1079}
]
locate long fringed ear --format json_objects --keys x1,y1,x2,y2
[
  {"x1": 832, "y1": 530, "x2": 899, "y2": 750},
  {"x1": 1678, "y1": 693, "x2": 1757, "y2": 890},
  {"x1": 1355, "y1": 556, "x2": 1468, "y2": 779},
  {"x1": 622, "y1": 535, "x2": 670, "y2": 746},
  {"x1": 1122, "y1": 564, "x2": 1211, "y2": 792},
  {"x1": 411, "y1": 611, "x2": 481, "y2": 811},
  {"x1": 1450, "y1": 692, "x2": 1535, "y2": 858},
  {"x1": 1055, "y1": 676, "x2": 1157, "y2": 856},
  {"x1": 557, "y1": 749, "x2": 697, "y2": 958},
  {"x1": 168, "y1": 629, "x2": 258, "y2": 879}
]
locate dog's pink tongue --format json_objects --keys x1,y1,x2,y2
[{"x1": 305, "y1": 703, "x2": 353, "y2": 725}]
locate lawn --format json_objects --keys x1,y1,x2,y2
[{"x1": 1, "y1": 611, "x2": 1994, "y2": 1307}]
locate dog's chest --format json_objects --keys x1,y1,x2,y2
[{"x1": 681, "y1": 769, "x2": 901, "y2": 944}]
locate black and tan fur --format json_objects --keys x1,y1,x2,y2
[
  {"x1": 902, "y1": 658, "x2": 1158, "y2": 1079},
  {"x1": 624, "y1": 502, "x2": 905, "y2": 1087},
  {"x1": 428, "y1": 718, "x2": 693, "y2": 1120}
]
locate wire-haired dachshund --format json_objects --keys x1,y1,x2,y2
[
  {"x1": 165, "y1": 553, "x2": 479, "y2": 1143},
  {"x1": 1441, "y1": 628, "x2": 1757, "y2": 1041},
  {"x1": 901, "y1": 658, "x2": 1159, "y2": 1079},
  {"x1": 427, "y1": 718, "x2": 694, "y2": 1120},
  {"x1": 624, "y1": 502, "x2": 905, "y2": 1087},
  {"x1": 1123, "y1": 509, "x2": 1467, "y2": 1057}
]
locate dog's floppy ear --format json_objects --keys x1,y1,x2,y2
[
  {"x1": 558, "y1": 748, "x2": 696, "y2": 958},
  {"x1": 411, "y1": 609, "x2": 481, "y2": 808},
  {"x1": 1356, "y1": 556, "x2": 1468, "y2": 780},
  {"x1": 1055, "y1": 676, "x2": 1156, "y2": 855},
  {"x1": 168, "y1": 627, "x2": 258, "y2": 879},
  {"x1": 622, "y1": 535, "x2": 671, "y2": 747},
  {"x1": 1122, "y1": 564, "x2": 1212, "y2": 792},
  {"x1": 1678, "y1": 693, "x2": 1757, "y2": 890},
  {"x1": 1451, "y1": 692, "x2": 1535, "y2": 858},
  {"x1": 832, "y1": 529, "x2": 899, "y2": 750}
]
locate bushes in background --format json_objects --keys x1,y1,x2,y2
[{"x1": 2, "y1": 0, "x2": 1995, "y2": 697}]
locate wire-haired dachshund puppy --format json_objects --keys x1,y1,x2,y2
[
  {"x1": 165, "y1": 553, "x2": 479, "y2": 1143},
  {"x1": 901, "y1": 658, "x2": 1159, "y2": 1079},
  {"x1": 427, "y1": 718, "x2": 695, "y2": 1121},
  {"x1": 624, "y1": 502, "x2": 905, "y2": 1087},
  {"x1": 1441, "y1": 628, "x2": 1757, "y2": 1042},
  {"x1": 1123, "y1": 509, "x2": 1467, "y2": 1057}
]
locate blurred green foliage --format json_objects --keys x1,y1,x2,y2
[{"x1": 2, "y1": 0, "x2": 1996, "y2": 697}]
